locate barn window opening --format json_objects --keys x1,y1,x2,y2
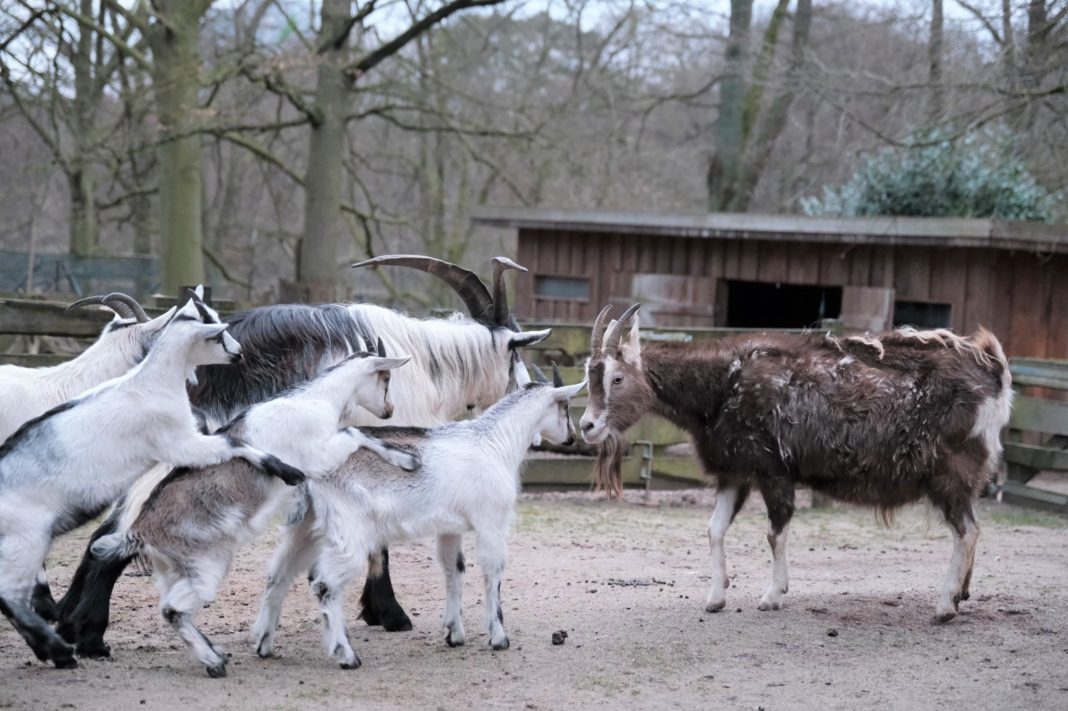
[
  {"x1": 724, "y1": 280, "x2": 842, "y2": 329},
  {"x1": 893, "y1": 301, "x2": 951, "y2": 329},
  {"x1": 534, "y1": 275, "x2": 590, "y2": 301}
]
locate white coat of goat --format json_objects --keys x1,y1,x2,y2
[
  {"x1": 0, "y1": 293, "x2": 169, "y2": 442},
  {"x1": 250, "y1": 377, "x2": 587, "y2": 669},
  {"x1": 90, "y1": 346, "x2": 419, "y2": 677},
  {"x1": 0, "y1": 294, "x2": 304, "y2": 668}
]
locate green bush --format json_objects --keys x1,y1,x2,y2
[{"x1": 801, "y1": 127, "x2": 1057, "y2": 222}]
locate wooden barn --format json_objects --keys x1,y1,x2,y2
[{"x1": 472, "y1": 207, "x2": 1068, "y2": 358}]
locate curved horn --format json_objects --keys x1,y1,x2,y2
[
  {"x1": 351, "y1": 254, "x2": 494, "y2": 323},
  {"x1": 530, "y1": 363, "x2": 550, "y2": 385},
  {"x1": 603, "y1": 303, "x2": 640, "y2": 355},
  {"x1": 491, "y1": 256, "x2": 528, "y2": 328},
  {"x1": 551, "y1": 361, "x2": 564, "y2": 387},
  {"x1": 590, "y1": 304, "x2": 613, "y2": 354},
  {"x1": 65, "y1": 292, "x2": 149, "y2": 322},
  {"x1": 376, "y1": 336, "x2": 386, "y2": 358}
]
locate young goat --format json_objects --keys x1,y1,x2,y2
[
  {"x1": 0, "y1": 295, "x2": 305, "y2": 668},
  {"x1": 250, "y1": 369, "x2": 586, "y2": 669},
  {"x1": 0, "y1": 293, "x2": 170, "y2": 620},
  {"x1": 90, "y1": 344, "x2": 418, "y2": 677},
  {"x1": 580, "y1": 305, "x2": 1012, "y2": 622}
]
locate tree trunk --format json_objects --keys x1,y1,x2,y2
[
  {"x1": 729, "y1": 0, "x2": 811, "y2": 212},
  {"x1": 928, "y1": 0, "x2": 944, "y2": 122},
  {"x1": 68, "y1": 0, "x2": 98, "y2": 257},
  {"x1": 298, "y1": 0, "x2": 352, "y2": 304},
  {"x1": 148, "y1": 1, "x2": 211, "y2": 295},
  {"x1": 707, "y1": 0, "x2": 753, "y2": 212}
]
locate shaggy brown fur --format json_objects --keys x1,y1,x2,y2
[{"x1": 581, "y1": 305, "x2": 1012, "y2": 620}]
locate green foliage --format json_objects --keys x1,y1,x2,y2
[{"x1": 802, "y1": 127, "x2": 1058, "y2": 222}]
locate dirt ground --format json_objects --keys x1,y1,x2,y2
[{"x1": 1, "y1": 490, "x2": 1066, "y2": 711}]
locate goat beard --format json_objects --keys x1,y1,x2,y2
[{"x1": 593, "y1": 433, "x2": 625, "y2": 499}]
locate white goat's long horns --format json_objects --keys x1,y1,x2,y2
[
  {"x1": 351, "y1": 254, "x2": 527, "y2": 328},
  {"x1": 66, "y1": 292, "x2": 150, "y2": 323}
]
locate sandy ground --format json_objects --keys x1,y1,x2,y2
[{"x1": 1, "y1": 490, "x2": 1067, "y2": 711}]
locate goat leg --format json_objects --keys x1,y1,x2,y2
[{"x1": 358, "y1": 549, "x2": 413, "y2": 631}]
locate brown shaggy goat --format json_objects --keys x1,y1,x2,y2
[{"x1": 579, "y1": 304, "x2": 1012, "y2": 622}]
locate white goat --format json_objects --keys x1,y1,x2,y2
[
  {"x1": 0, "y1": 293, "x2": 173, "y2": 620},
  {"x1": 0, "y1": 294, "x2": 304, "y2": 668},
  {"x1": 90, "y1": 344, "x2": 419, "y2": 677},
  {"x1": 251, "y1": 373, "x2": 587, "y2": 669},
  {"x1": 0, "y1": 293, "x2": 169, "y2": 442}
]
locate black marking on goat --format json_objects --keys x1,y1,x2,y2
[
  {"x1": 0, "y1": 398, "x2": 80, "y2": 464},
  {"x1": 31, "y1": 576, "x2": 58, "y2": 623},
  {"x1": 313, "y1": 581, "x2": 331, "y2": 602},
  {"x1": 497, "y1": 581, "x2": 503, "y2": 623},
  {"x1": 51, "y1": 501, "x2": 111, "y2": 538},
  {"x1": 162, "y1": 607, "x2": 180, "y2": 625},
  {"x1": 456, "y1": 553, "x2": 465, "y2": 573},
  {"x1": 105, "y1": 320, "x2": 136, "y2": 333},
  {"x1": 191, "y1": 298, "x2": 218, "y2": 324}
]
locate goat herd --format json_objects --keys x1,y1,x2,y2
[{"x1": 0, "y1": 254, "x2": 1013, "y2": 680}]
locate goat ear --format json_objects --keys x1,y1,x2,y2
[
  {"x1": 513, "y1": 353, "x2": 532, "y2": 387},
  {"x1": 196, "y1": 323, "x2": 229, "y2": 338},
  {"x1": 193, "y1": 284, "x2": 205, "y2": 299},
  {"x1": 373, "y1": 355, "x2": 411, "y2": 372},
  {"x1": 554, "y1": 380, "x2": 587, "y2": 401},
  {"x1": 620, "y1": 317, "x2": 641, "y2": 365},
  {"x1": 509, "y1": 328, "x2": 551, "y2": 350}
]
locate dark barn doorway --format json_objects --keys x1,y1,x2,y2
[{"x1": 724, "y1": 280, "x2": 842, "y2": 329}]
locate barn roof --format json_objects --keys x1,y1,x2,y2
[{"x1": 471, "y1": 206, "x2": 1068, "y2": 254}]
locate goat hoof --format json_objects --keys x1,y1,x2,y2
[
  {"x1": 206, "y1": 663, "x2": 228, "y2": 678},
  {"x1": 445, "y1": 633, "x2": 464, "y2": 648},
  {"x1": 53, "y1": 655, "x2": 78, "y2": 670},
  {"x1": 705, "y1": 599, "x2": 727, "y2": 613},
  {"x1": 339, "y1": 656, "x2": 362, "y2": 670},
  {"x1": 491, "y1": 637, "x2": 510, "y2": 651},
  {"x1": 76, "y1": 641, "x2": 111, "y2": 659},
  {"x1": 399, "y1": 455, "x2": 419, "y2": 472},
  {"x1": 934, "y1": 611, "x2": 957, "y2": 624},
  {"x1": 960, "y1": 590, "x2": 970, "y2": 602},
  {"x1": 255, "y1": 641, "x2": 274, "y2": 659},
  {"x1": 381, "y1": 612, "x2": 413, "y2": 633}
]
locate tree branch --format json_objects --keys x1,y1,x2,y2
[{"x1": 346, "y1": 0, "x2": 505, "y2": 77}]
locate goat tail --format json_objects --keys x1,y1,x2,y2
[
  {"x1": 90, "y1": 530, "x2": 142, "y2": 562},
  {"x1": 593, "y1": 434, "x2": 625, "y2": 499},
  {"x1": 971, "y1": 327, "x2": 1010, "y2": 385}
]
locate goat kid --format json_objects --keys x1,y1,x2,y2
[
  {"x1": 579, "y1": 305, "x2": 1012, "y2": 622},
  {"x1": 0, "y1": 293, "x2": 305, "y2": 668},
  {"x1": 0, "y1": 293, "x2": 168, "y2": 621},
  {"x1": 251, "y1": 372, "x2": 586, "y2": 669},
  {"x1": 90, "y1": 345, "x2": 418, "y2": 677}
]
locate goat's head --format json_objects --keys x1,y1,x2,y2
[
  {"x1": 157, "y1": 287, "x2": 242, "y2": 374},
  {"x1": 580, "y1": 304, "x2": 649, "y2": 444},
  {"x1": 529, "y1": 363, "x2": 586, "y2": 447},
  {"x1": 338, "y1": 337, "x2": 412, "y2": 423},
  {"x1": 66, "y1": 292, "x2": 173, "y2": 366},
  {"x1": 579, "y1": 304, "x2": 650, "y2": 497},
  {"x1": 351, "y1": 254, "x2": 551, "y2": 404}
]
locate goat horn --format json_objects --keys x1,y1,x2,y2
[
  {"x1": 530, "y1": 363, "x2": 550, "y2": 385},
  {"x1": 551, "y1": 361, "x2": 564, "y2": 387},
  {"x1": 351, "y1": 254, "x2": 494, "y2": 324},
  {"x1": 377, "y1": 336, "x2": 386, "y2": 358},
  {"x1": 603, "y1": 303, "x2": 641, "y2": 355},
  {"x1": 491, "y1": 256, "x2": 528, "y2": 329},
  {"x1": 66, "y1": 292, "x2": 149, "y2": 323},
  {"x1": 590, "y1": 305, "x2": 613, "y2": 354}
]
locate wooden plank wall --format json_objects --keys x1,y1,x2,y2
[{"x1": 515, "y1": 229, "x2": 1068, "y2": 358}]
